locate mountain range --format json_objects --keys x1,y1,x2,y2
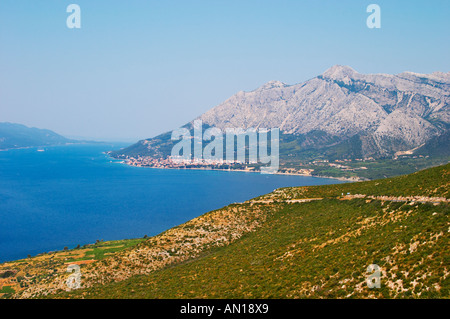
[
  {"x1": 0, "y1": 123, "x2": 75, "y2": 150},
  {"x1": 112, "y1": 65, "x2": 450, "y2": 162}
]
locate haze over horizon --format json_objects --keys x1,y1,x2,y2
[{"x1": 1, "y1": 0, "x2": 449, "y2": 141}]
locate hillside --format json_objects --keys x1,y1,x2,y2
[
  {"x1": 1, "y1": 163, "x2": 448, "y2": 299},
  {"x1": 0, "y1": 122, "x2": 75, "y2": 150}
]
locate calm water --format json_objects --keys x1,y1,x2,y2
[{"x1": 0, "y1": 143, "x2": 341, "y2": 263}]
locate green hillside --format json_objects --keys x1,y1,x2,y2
[
  {"x1": 70, "y1": 199, "x2": 448, "y2": 299},
  {"x1": 58, "y1": 164, "x2": 449, "y2": 299},
  {"x1": 258, "y1": 162, "x2": 450, "y2": 200}
]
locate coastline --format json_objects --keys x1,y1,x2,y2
[
  {"x1": 0, "y1": 147, "x2": 351, "y2": 264},
  {"x1": 0, "y1": 146, "x2": 38, "y2": 152},
  {"x1": 114, "y1": 158, "x2": 363, "y2": 182},
  {"x1": 0, "y1": 141, "x2": 102, "y2": 152}
]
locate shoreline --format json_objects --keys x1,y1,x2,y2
[
  {"x1": 0, "y1": 141, "x2": 103, "y2": 152},
  {"x1": 0, "y1": 151, "x2": 360, "y2": 264},
  {"x1": 115, "y1": 158, "x2": 363, "y2": 182}
]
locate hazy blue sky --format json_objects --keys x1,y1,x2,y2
[{"x1": 1, "y1": 0, "x2": 449, "y2": 141}]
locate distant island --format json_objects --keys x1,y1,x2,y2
[{"x1": 0, "y1": 122, "x2": 89, "y2": 150}]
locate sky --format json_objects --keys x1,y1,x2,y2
[{"x1": 0, "y1": 0, "x2": 449, "y2": 142}]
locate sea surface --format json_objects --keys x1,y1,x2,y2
[{"x1": 0, "y1": 143, "x2": 342, "y2": 263}]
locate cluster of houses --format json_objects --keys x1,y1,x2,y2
[
  {"x1": 124, "y1": 156, "x2": 317, "y2": 176},
  {"x1": 125, "y1": 156, "x2": 255, "y2": 171}
]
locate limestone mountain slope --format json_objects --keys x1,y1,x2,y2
[
  {"x1": 199, "y1": 65, "x2": 449, "y2": 157},
  {"x1": 114, "y1": 66, "x2": 449, "y2": 161}
]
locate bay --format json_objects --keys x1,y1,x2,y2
[{"x1": 0, "y1": 143, "x2": 342, "y2": 263}]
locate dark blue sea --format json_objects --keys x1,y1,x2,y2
[{"x1": 0, "y1": 143, "x2": 342, "y2": 263}]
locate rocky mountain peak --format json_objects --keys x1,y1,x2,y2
[
  {"x1": 255, "y1": 80, "x2": 288, "y2": 91},
  {"x1": 321, "y1": 65, "x2": 357, "y2": 81}
]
